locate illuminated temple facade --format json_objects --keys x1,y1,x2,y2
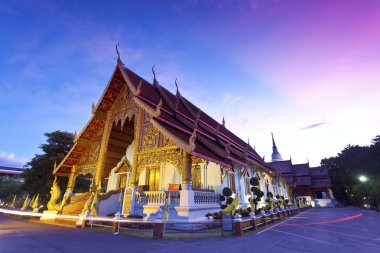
[{"x1": 49, "y1": 55, "x2": 291, "y2": 220}]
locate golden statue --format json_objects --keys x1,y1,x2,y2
[{"x1": 47, "y1": 177, "x2": 65, "y2": 211}]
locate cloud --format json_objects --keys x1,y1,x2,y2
[
  {"x1": 0, "y1": 151, "x2": 28, "y2": 167},
  {"x1": 300, "y1": 122, "x2": 329, "y2": 130}
]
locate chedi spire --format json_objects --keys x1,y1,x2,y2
[{"x1": 271, "y1": 132, "x2": 283, "y2": 162}]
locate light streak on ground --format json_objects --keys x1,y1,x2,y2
[
  {"x1": 0, "y1": 208, "x2": 220, "y2": 225},
  {"x1": 279, "y1": 213, "x2": 363, "y2": 226}
]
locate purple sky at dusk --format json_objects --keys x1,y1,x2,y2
[{"x1": 1, "y1": 0, "x2": 379, "y2": 168}]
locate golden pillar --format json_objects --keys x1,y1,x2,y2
[
  {"x1": 65, "y1": 166, "x2": 77, "y2": 196},
  {"x1": 129, "y1": 109, "x2": 143, "y2": 187},
  {"x1": 95, "y1": 112, "x2": 112, "y2": 190},
  {"x1": 182, "y1": 152, "x2": 192, "y2": 188}
]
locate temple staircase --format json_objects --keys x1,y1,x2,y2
[{"x1": 42, "y1": 192, "x2": 91, "y2": 227}]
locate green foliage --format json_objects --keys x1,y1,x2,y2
[
  {"x1": 222, "y1": 187, "x2": 232, "y2": 197},
  {"x1": 263, "y1": 204, "x2": 271, "y2": 212},
  {"x1": 226, "y1": 197, "x2": 234, "y2": 204},
  {"x1": 219, "y1": 195, "x2": 226, "y2": 201},
  {"x1": 322, "y1": 135, "x2": 380, "y2": 210},
  {"x1": 249, "y1": 177, "x2": 259, "y2": 186},
  {"x1": 21, "y1": 131, "x2": 74, "y2": 203},
  {"x1": 0, "y1": 178, "x2": 23, "y2": 199},
  {"x1": 251, "y1": 186, "x2": 261, "y2": 196},
  {"x1": 267, "y1": 192, "x2": 273, "y2": 198}
]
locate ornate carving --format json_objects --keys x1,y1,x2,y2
[
  {"x1": 163, "y1": 136, "x2": 176, "y2": 147},
  {"x1": 76, "y1": 140, "x2": 100, "y2": 175},
  {"x1": 109, "y1": 85, "x2": 138, "y2": 126},
  {"x1": 47, "y1": 177, "x2": 65, "y2": 211},
  {"x1": 141, "y1": 124, "x2": 159, "y2": 151},
  {"x1": 136, "y1": 148, "x2": 183, "y2": 179}
]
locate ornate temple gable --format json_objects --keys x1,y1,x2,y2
[
  {"x1": 54, "y1": 66, "x2": 135, "y2": 176},
  {"x1": 139, "y1": 116, "x2": 178, "y2": 152},
  {"x1": 109, "y1": 84, "x2": 138, "y2": 126},
  {"x1": 141, "y1": 124, "x2": 160, "y2": 151}
]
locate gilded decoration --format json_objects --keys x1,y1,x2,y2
[
  {"x1": 163, "y1": 136, "x2": 176, "y2": 147},
  {"x1": 76, "y1": 140, "x2": 101, "y2": 176},
  {"x1": 109, "y1": 85, "x2": 138, "y2": 126},
  {"x1": 136, "y1": 148, "x2": 183, "y2": 179},
  {"x1": 47, "y1": 177, "x2": 65, "y2": 211},
  {"x1": 141, "y1": 124, "x2": 159, "y2": 151}
]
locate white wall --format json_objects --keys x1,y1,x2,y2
[
  {"x1": 161, "y1": 163, "x2": 181, "y2": 190},
  {"x1": 205, "y1": 162, "x2": 222, "y2": 193}
]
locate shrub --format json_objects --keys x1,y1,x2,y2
[
  {"x1": 249, "y1": 177, "x2": 260, "y2": 186},
  {"x1": 222, "y1": 187, "x2": 232, "y2": 197},
  {"x1": 252, "y1": 187, "x2": 261, "y2": 196}
]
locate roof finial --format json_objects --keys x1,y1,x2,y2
[
  {"x1": 54, "y1": 160, "x2": 57, "y2": 170},
  {"x1": 247, "y1": 137, "x2": 250, "y2": 145},
  {"x1": 175, "y1": 78, "x2": 179, "y2": 95},
  {"x1": 254, "y1": 144, "x2": 256, "y2": 150},
  {"x1": 73, "y1": 130, "x2": 77, "y2": 142},
  {"x1": 115, "y1": 43, "x2": 120, "y2": 61},
  {"x1": 271, "y1": 132, "x2": 277, "y2": 149},
  {"x1": 222, "y1": 116, "x2": 225, "y2": 127},
  {"x1": 152, "y1": 65, "x2": 157, "y2": 84},
  {"x1": 290, "y1": 155, "x2": 292, "y2": 161}
]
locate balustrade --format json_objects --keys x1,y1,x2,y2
[
  {"x1": 193, "y1": 191, "x2": 220, "y2": 205},
  {"x1": 135, "y1": 191, "x2": 180, "y2": 206}
]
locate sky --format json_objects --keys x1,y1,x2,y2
[{"x1": 0, "y1": 0, "x2": 380, "y2": 168}]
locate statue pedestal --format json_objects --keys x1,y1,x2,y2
[{"x1": 40, "y1": 210, "x2": 58, "y2": 220}]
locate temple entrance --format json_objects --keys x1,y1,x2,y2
[
  {"x1": 146, "y1": 166, "x2": 160, "y2": 191},
  {"x1": 102, "y1": 116, "x2": 135, "y2": 191},
  {"x1": 73, "y1": 174, "x2": 92, "y2": 193}
]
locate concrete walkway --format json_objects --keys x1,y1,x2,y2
[{"x1": 1, "y1": 208, "x2": 380, "y2": 253}]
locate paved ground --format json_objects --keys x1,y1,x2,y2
[{"x1": 1, "y1": 208, "x2": 380, "y2": 253}]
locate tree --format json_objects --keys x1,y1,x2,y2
[
  {"x1": 321, "y1": 135, "x2": 380, "y2": 210},
  {"x1": 21, "y1": 131, "x2": 74, "y2": 203}
]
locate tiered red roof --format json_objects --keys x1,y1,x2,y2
[{"x1": 55, "y1": 58, "x2": 281, "y2": 179}]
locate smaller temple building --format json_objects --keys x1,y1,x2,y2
[
  {"x1": 267, "y1": 134, "x2": 334, "y2": 207},
  {"x1": 0, "y1": 166, "x2": 24, "y2": 183}
]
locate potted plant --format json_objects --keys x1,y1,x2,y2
[
  {"x1": 248, "y1": 177, "x2": 264, "y2": 215},
  {"x1": 219, "y1": 187, "x2": 238, "y2": 231}
]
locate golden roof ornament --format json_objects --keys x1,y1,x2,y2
[
  {"x1": 115, "y1": 43, "x2": 123, "y2": 65},
  {"x1": 152, "y1": 65, "x2": 158, "y2": 85},
  {"x1": 92, "y1": 102, "x2": 95, "y2": 114},
  {"x1": 175, "y1": 78, "x2": 180, "y2": 96}
]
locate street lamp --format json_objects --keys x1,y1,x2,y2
[{"x1": 359, "y1": 175, "x2": 368, "y2": 183}]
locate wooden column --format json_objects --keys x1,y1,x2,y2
[
  {"x1": 179, "y1": 152, "x2": 194, "y2": 208},
  {"x1": 181, "y1": 152, "x2": 192, "y2": 188},
  {"x1": 95, "y1": 112, "x2": 112, "y2": 190}
]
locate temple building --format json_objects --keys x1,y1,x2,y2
[
  {"x1": 267, "y1": 134, "x2": 335, "y2": 207},
  {"x1": 0, "y1": 166, "x2": 24, "y2": 183},
  {"x1": 46, "y1": 52, "x2": 291, "y2": 221}
]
